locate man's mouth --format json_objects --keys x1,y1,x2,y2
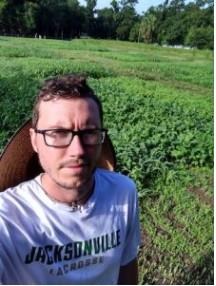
[
  {"x1": 60, "y1": 160, "x2": 90, "y2": 173},
  {"x1": 64, "y1": 164, "x2": 87, "y2": 169}
]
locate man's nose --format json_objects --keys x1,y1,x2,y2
[{"x1": 66, "y1": 135, "x2": 85, "y2": 156}]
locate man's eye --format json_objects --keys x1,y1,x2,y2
[
  {"x1": 82, "y1": 130, "x2": 98, "y2": 136},
  {"x1": 47, "y1": 130, "x2": 69, "y2": 138},
  {"x1": 86, "y1": 130, "x2": 97, "y2": 134}
]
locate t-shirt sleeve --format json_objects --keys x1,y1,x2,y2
[
  {"x1": 0, "y1": 257, "x2": 3, "y2": 284},
  {"x1": 120, "y1": 182, "x2": 141, "y2": 266},
  {"x1": 0, "y1": 217, "x2": 4, "y2": 284},
  {"x1": 0, "y1": 252, "x2": 3, "y2": 284}
]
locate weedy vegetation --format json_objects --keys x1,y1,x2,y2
[{"x1": 0, "y1": 36, "x2": 213, "y2": 284}]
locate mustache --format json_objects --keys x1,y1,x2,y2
[{"x1": 59, "y1": 157, "x2": 90, "y2": 168}]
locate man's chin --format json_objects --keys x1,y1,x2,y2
[
  {"x1": 56, "y1": 173, "x2": 93, "y2": 190},
  {"x1": 60, "y1": 180, "x2": 85, "y2": 190}
]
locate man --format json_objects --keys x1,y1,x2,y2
[{"x1": 0, "y1": 74, "x2": 140, "y2": 284}]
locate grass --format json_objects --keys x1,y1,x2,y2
[{"x1": 0, "y1": 36, "x2": 213, "y2": 284}]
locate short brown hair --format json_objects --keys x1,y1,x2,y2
[{"x1": 32, "y1": 74, "x2": 103, "y2": 127}]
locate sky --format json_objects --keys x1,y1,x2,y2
[{"x1": 78, "y1": 0, "x2": 167, "y2": 15}]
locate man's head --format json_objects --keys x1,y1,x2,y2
[
  {"x1": 30, "y1": 74, "x2": 105, "y2": 191},
  {"x1": 32, "y1": 74, "x2": 103, "y2": 128}
]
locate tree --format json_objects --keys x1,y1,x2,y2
[
  {"x1": 0, "y1": 0, "x2": 27, "y2": 35},
  {"x1": 23, "y1": 1, "x2": 38, "y2": 35},
  {"x1": 66, "y1": 0, "x2": 85, "y2": 38},
  {"x1": 84, "y1": 0, "x2": 97, "y2": 36},
  {"x1": 33, "y1": 0, "x2": 83, "y2": 39},
  {"x1": 94, "y1": 8, "x2": 116, "y2": 38},
  {"x1": 196, "y1": 0, "x2": 213, "y2": 7},
  {"x1": 111, "y1": 0, "x2": 120, "y2": 13},
  {"x1": 119, "y1": 0, "x2": 138, "y2": 7},
  {"x1": 116, "y1": 5, "x2": 138, "y2": 40},
  {"x1": 35, "y1": 0, "x2": 58, "y2": 37},
  {"x1": 138, "y1": 13, "x2": 157, "y2": 43},
  {"x1": 0, "y1": 0, "x2": 7, "y2": 33},
  {"x1": 129, "y1": 21, "x2": 140, "y2": 42},
  {"x1": 110, "y1": 0, "x2": 120, "y2": 38},
  {"x1": 169, "y1": 0, "x2": 185, "y2": 12},
  {"x1": 185, "y1": 26, "x2": 213, "y2": 49}
]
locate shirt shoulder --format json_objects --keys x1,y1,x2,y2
[
  {"x1": 96, "y1": 168, "x2": 135, "y2": 185},
  {"x1": 95, "y1": 168, "x2": 137, "y2": 197},
  {"x1": 0, "y1": 177, "x2": 40, "y2": 213}
]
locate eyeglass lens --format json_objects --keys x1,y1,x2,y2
[{"x1": 43, "y1": 129, "x2": 105, "y2": 147}]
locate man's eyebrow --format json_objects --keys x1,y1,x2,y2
[
  {"x1": 43, "y1": 125, "x2": 98, "y2": 129},
  {"x1": 40, "y1": 126, "x2": 67, "y2": 129}
]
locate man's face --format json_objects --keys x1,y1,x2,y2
[{"x1": 30, "y1": 97, "x2": 102, "y2": 190}]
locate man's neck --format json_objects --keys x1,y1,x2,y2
[{"x1": 40, "y1": 173, "x2": 95, "y2": 206}]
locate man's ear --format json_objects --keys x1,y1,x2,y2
[{"x1": 29, "y1": 128, "x2": 38, "y2": 153}]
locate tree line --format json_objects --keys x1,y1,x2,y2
[{"x1": 0, "y1": 0, "x2": 213, "y2": 49}]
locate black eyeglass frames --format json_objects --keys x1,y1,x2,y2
[{"x1": 34, "y1": 128, "x2": 107, "y2": 147}]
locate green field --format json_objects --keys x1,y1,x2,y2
[{"x1": 0, "y1": 36, "x2": 213, "y2": 284}]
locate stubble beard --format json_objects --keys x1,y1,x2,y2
[
  {"x1": 45, "y1": 161, "x2": 98, "y2": 202},
  {"x1": 54, "y1": 168, "x2": 94, "y2": 192},
  {"x1": 39, "y1": 147, "x2": 101, "y2": 199}
]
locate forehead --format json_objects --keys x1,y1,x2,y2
[{"x1": 37, "y1": 97, "x2": 101, "y2": 127}]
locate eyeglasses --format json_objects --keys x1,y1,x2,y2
[{"x1": 34, "y1": 128, "x2": 107, "y2": 147}]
